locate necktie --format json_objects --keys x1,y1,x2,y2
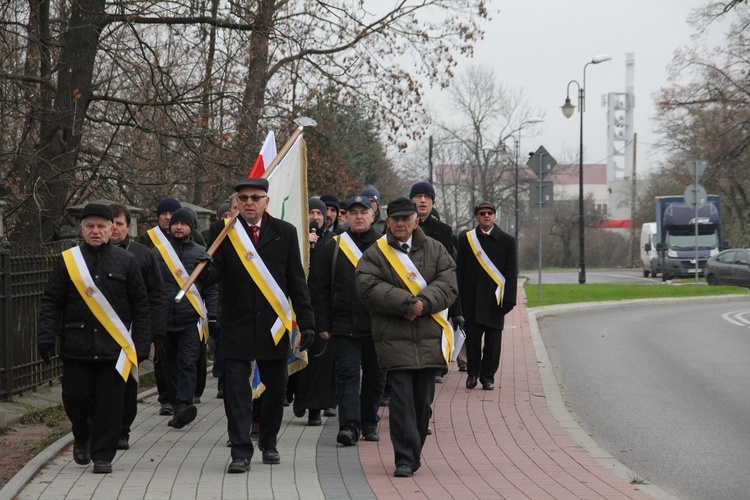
[
  {"x1": 401, "y1": 243, "x2": 409, "y2": 253},
  {"x1": 251, "y1": 226, "x2": 260, "y2": 245}
]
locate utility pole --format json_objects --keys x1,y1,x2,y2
[
  {"x1": 428, "y1": 136, "x2": 433, "y2": 185},
  {"x1": 630, "y1": 133, "x2": 638, "y2": 267}
]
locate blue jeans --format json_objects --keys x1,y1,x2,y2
[{"x1": 333, "y1": 335, "x2": 385, "y2": 434}]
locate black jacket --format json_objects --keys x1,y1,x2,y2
[
  {"x1": 152, "y1": 237, "x2": 218, "y2": 332},
  {"x1": 117, "y1": 236, "x2": 168, "y2": 340},
  {"x1": 316, "y1": 227, "x2": 379, "y2": 338},
  {"x1": 456, "y1": 225, "x2": 518, "y2": 328},
  {"x1": 38, "y1": 242, "x2": 152, "y2": 361},
  {"x1": 420, "y1": 215, "x2": 463, "y2": 318},
  {"x1": 202, "y1": 213, "x2": 315, "y2": 361},
  {"x1": 308, "y1": 227, "x2": 334, "y2": 311}
]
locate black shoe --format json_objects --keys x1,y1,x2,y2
[
  {"x1": 216, "y1": 389, "x2": 224, "y2": 399},
  {"x1": 458, "y1": 365, "x2": 467, "y2": 372},
  {"x1": 117, "y1": 435, "x2": 130, "y2": 450},
  {"x1": 336, "y1": 427, "x2": 358, "y2": 446},
  {"x1": 73, "y1": 439, "x2": 91, "y2": 465},
  {"x1": 434, "y1": 375, "x2": 444, "y2": 383},
  {"x1": 362, "y1": 430, "x2": 379, "y2": 442},
  {"x1": 92, "y1": 460, "x2": 112, "y2": 474},
  {"x1": 262, "y1": 448, "x2": 280, "y2": 464},
  {"x1": 466, "y1": 376, "x2": 478, "y2": 389},
  {"x1": 282, "y1": 395, "x2": 290, "y2": 407},
  {"x1": 379, "y1": 396, "x2": 390, "y2": 407},
  {"x1": 394, "y1": 464, "x2": 413, "y2": 477},
  {"x1": 292, "y1": 399, "x2": 306, "y2": 418},
  {"x1": 482, "y1": 381, "x2": 495, "y2": 390},
  {"x1": 194, "y1": 396, "x2": 201, "y2": 404},
  {"x1": 159, "y1": 403, "x2": 173, "y2": 416},
  {"x1": 169, "y1": 404, "x2": 197, "y2": 429},
  {"x1": 307, "y1": 410, "x2": 322, "y2": 426},
  {"x1": 323, "y1": 407, "x2": 337, "y2": 417},
  {"x1": 227, "y1": 457, "x2": 250, "y2": 473}
]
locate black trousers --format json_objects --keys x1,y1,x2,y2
[
  {"x1": 62, "y1": 359, "x2": 126, "y2": 462},
  {"x1": 121, "y1": 375, "x2": 138, "y2": 439},
  {"x1": 465, "y1": 321, "x2": 504, "y2": 384},
  {"x1": 153, "y1": 337, "x2": 170, "y2": 406},
  {"x1": 387, "y1": 368, "x2": 437, "y2": 470},
  {"x1": 298, "y1": 334, "x2": 335, "y2": 410},
  {"x1": 161, "y1": 326, "x2": 200, "y2": 412},
  {"x1": 195, "y1": 341, "x2": 207, "y2": 398},
  {"x1": 223, "y1": 358, "x2": 287, "y2": 460}
]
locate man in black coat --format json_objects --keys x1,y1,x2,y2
[
  {"x1": 410, "y1": 182, "x2": 465, "y2": 380},
  {"x1": 38, "y1": 204, "x2": 151, "y2": 474},
  {"x1": 317, "y1": 196, "x2": 385, "y2": 446},
  {"x1": 152, "y1": 208, "x2": 218, "y2": 430},
  {"x1": 456, "y1": 201, "x2": 518, "y2": 391},
  {"x1": 109, "y1": 204, "x2": 168, "y2": 450},
  {"x1": 199, "y1": 177, "x2": 315, "y2": 474}
]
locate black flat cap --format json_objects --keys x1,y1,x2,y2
[
  {"x1": 80, "y1": 203, "x2": 114, "y2": 222},
  {"x1": 234, "y1": 178, "x2": 269, "y2": 192},
  {"x1": 386, "y1": 197, "x2": 417, "y2": 218}
]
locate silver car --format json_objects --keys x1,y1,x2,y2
[{"x1": 705, "y1": 249, "x2": 750, "y2": 286}]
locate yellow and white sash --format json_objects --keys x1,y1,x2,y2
[
  {"x1": 148, "y1": 228, "x2": 209, "y2": 342},
  {"x1": 375, "y1": 236, "x2": 454, "y2": 364},
  {"x1": 62, "y1": 247, "x2": 138, "y2": 381},
  {"x1": 467, "y1": 228, "x2": 506, "y2": 306},
  {"x1": 225, "y1": 220, "x2": 293, "y2": 345},
  {"x1": 337, "y1": 232, "x2": 363, "y2": 267}
]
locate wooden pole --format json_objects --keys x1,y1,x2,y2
[{"x1": 175, "y1": 118, "x2": 316, "y2": 302}]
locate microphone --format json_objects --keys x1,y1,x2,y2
[{"x1": 309, "y1": 221, "x2": 319, "y2": 249}]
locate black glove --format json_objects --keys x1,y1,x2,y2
[
  {"x1": 502, "y1": 303, "x2": 515, "y2": 315},
  {"x1": 299, "y1": 329, "x2": 315, "y2": 351},
  {"x1": 208, "y1": 318, "x2": 219, "y2": 338},
  {"x1": 195, "y1": 251, "x2": 213, "y2": 264},
  {"x1": 38, "y1": 344, "x2": 54, "y2": 364},
  {"x1": 452, "y1": 315, "x2": 465, "y2": 329}
]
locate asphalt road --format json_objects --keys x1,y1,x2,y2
[{"x1": 538, "y1": 296, "x2": 750, "y2": 500}]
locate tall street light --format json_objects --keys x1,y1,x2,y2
[{"x1": 562, "y1": 54, "x2": 612, "y2": 284}]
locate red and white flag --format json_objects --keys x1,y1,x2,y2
[{"x1": 248, "y1": 131, "x2": 277, "y2": 178}]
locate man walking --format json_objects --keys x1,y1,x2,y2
[
  {"x1": 317, "y1": 196, "x2": 384, "y2": 446},
  {"x1": 456, "y1": 201, "x2": 517, "y2": 391},
  {"x1": 356, "y1": 197, "x2": 457, "y2": 478},
  {"x1": 199, "y1": 177, "x2": 315, "y2": 474},
  {"x1": 109, "y1": 204, "x2": 167, "y2": 449},
  {"x1": 151, "y1": 208, "x2": 217, "y2": 429},
  {"x1": 38, "y1": 204, "x2": 151, "y2": 473}
]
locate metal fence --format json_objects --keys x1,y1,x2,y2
[{"x1": 0, "y1": 240, "x2": 77, "y2": 402}]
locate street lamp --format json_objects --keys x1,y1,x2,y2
[{"x1": 562, "y1": 54, "x2": 612, "y2": 284}]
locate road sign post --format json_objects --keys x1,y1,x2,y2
[{"x1": 527, "y1": 146, "x2": 557, "y2": 303}]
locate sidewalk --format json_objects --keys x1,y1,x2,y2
[{"x1": 2, "y1": 292, "x2": 669, "y2": 499}]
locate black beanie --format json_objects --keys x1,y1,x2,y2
[{"x1": 169, "y1": 207, "x2": 197, "y2": 230}]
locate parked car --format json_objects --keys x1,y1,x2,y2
[{"x1": 705, "y1": 249, "x2": 750, "y2": 286}]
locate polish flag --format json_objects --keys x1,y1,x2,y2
[{"x1": 248, "y1": 131, "x2": 277, "y2": 178}]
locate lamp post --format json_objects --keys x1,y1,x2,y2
[{"x1": 562, "y1": 54, "x2": 612, "y2": 284}]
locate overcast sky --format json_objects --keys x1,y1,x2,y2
[{"x1": 419, "y1": 0, "x2": 731, "y2": 175}]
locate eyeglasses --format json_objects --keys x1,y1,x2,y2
[
  {"x1": 477, "y1": 211, "x2": 495, "y2": 217},
  {"x1": 237, "y1": 194, "x2": 267, "y2": 203}
]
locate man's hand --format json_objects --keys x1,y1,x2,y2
[
  {"x1": 195, "y1": 251, "x2": 213, "y2": 264},
  {"x1": 452, "y1": 315, "x2": 465, "y2": 329},
  {"x1": 320, "y1": 331, "x2": 331, "y2": 341},
  {"x1": 502, "y1": 303, "x2": 515, "y2": 315},
  {"x1": 405, "y1": 299, "x2": 424, "y2": 321},
  {"x1": 309, "y1": 232, "x2": 320, "y2": 245},
  {"x1": 208, "y1": 318, "x2": 219, "y2": 338},
  {"x1": 38, "y1": 344, "x2": 54, "y2": 364},
  {"x1": 299, "y1": 329, "x2": 315, "y2": 350}
]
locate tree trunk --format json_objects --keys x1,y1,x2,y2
[{"x1": 19, "y1": 0, "x2": 106, "y2": 243}]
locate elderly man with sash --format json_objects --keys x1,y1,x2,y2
[
  {"x1": 355, "y1": 197, "x2": 457, "y2": 478},
  {"x1": 38, "y1": 203, "x2": 151, "y2": 474},
  {"x1": 456, "y1": 201, "x2": 518, "y2": 391},
  {"x1": 198, "y1": 177, "x2": 315, "y2": 474},
  {"x1": 151, "y1": 207, "x2": 217, "y2": 429},
  {"x1": 317, "y1": 195, "x2": 384, "y2": 447}
]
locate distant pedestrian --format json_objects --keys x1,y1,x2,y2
[
  {"x1": 360, "y1": 184, "x2": 386, "y2": 234},
  {"x1": 38, "y1": 203, "x2": 151, "y2": 474},
  {"x1": 456, "y1": 201, "x2": 517, "y2": 391},
  {"x1": 356, "y1": 197, "x2": 457, "y2": 478}
]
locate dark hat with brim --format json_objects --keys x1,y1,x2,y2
[
  {"x1": 80, "y1": 203, "x2": 113, "y2": 222},
  {"x1": 474, "y1": 201, "x2": 496, "y2": 214},
  {"x1": 345, "y1": 195, "x2": 373, "y2": 211},
  {"x1": 386, "y1": 197, "x2": 417, "y2": 218},
  {"x1": 234, "y1": 178, "x2": 269, "y2": 192}
]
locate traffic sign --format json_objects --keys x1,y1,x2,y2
[
  {"x1": 529, "y1": 180, "x2": 554, "y2": 207},
  {"x1": 685, "y1": 160, "x2": 708, "y2": 180},
  {"x1": 684, "y1": 183, "x2": 707, "y2": 209},
  {"x1": 527, "y1": 146, "x2": 557, "y2": 179}
]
